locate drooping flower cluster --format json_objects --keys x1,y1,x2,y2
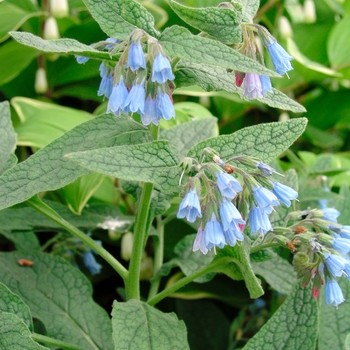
[
  {"x1": 176, "y1": 150, "x2": 298, "y2": 255},
  {"x1": 76, "y1": 31, "x2": 175, "y2": 125},
  {"x1": 235, "y1": 24, "x2": 294, "y2": 100}
]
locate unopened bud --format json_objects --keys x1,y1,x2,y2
[
  {"x1": 34, "y1": 68, "x2": 48, "y2": 94},
  {"x1": 50, "y1": 0, "x2": 69, "y2": 18},
  {"x1": 121, "y1": 232, "x2": 133, "y2": 261},
  {"x1": 43, "y1": 16, "x2": 60, "y2": 40},
  {"x1": 279, "y1": 112, "x2": 290, "y2": 122},
  {"x1": 278, "y1": 16, "x2": 293, "y2": 39},
  {"x1": 304, "y1": 0, "x2": 316, "y2": 23},
  {"x1": 140, "y1": 252, "x2": 154, "y2": 280}
]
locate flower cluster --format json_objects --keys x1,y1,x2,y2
[
  {"x1": 176, "y1": 151, "x2": 298, "y2": 254},
  {"x1": 235, "y1": 24, "x2": 294, "y2": 100},
  {"x1": 76, "y1": 31, "x2": 175, "y2": 125}
]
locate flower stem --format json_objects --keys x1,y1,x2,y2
[
  {"x1": 250, "y1": 242, "x2": 280, "y2": 254},
  {"x1": 32, "y1": 333, "x2": 85, "y2": 350},
  {"x1": 27, "y1": 196, "x2": 128, "y2": 281},
  {"x1": 147, "y1": 258, "x2": 231, "y2": 306}
]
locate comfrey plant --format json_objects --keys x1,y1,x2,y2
[{"x1": 2, "y1": 0, "x2": 346, "y2": 349}]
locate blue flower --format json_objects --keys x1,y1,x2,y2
[
  {"x1": 325, "y1": 278, "x2": 345, "y2": 307},
  {"x1": 105, "y1": 37, "x2": 119, "y2": 50},
  {"x1": 203, "y1": 213, "x2": 226, "y2": 250},
  {"x1": 98, "y1": 75, "x2": 113, "y2": 98},
  {"x1": 256, "y1": 162, "x2": 275, "y2": 176},
  {"x1": 253, "y1": 186, "x2": 279, "y2": 214},
  {"x1": 271, "y1": 182, "x2": 298, "y2": 207},
  {"x1": 340, "y1": 226, "x2": 350, "y2": 240},
  {"x1": 266, "y1": 40, "x2": 293, "y2": 75},
  {"x1": 322, "y1": 208, "x2": 340, "y2": 222},
  {"x1": 123, "y1": 81, "x2": 146, "y2": 114},
  {"x1": 126, "y1": 42, "x2": 146, "y2": 71},
  {"x1": 177, "y1": 188, "x2": 202, "y2": 223},
  {"x1": 76, "y1": 56, "x2": 90, "y2": 64},
  {"x1": 219, "y1": 200, "x2": 245, "y2": 231},
  {"x1": 83, "y1": 251, "x2": 102, "y2": 275},
  {"x1": 156, "y1": 89, "x2": 175, "y2": 121},
  {"x1": 259, "y1": 76, "x2": 273, "y2": 95},
  {"x1": 325, "y1": 253, "x2": 348, "y2": 277},
  {"x1": 193, "y1": 224, "x2": 208, "y2": 255},
  {"x1": 332, "y1": 235, "x2": 350, "y2": 256},
  {"x1": 151, "y1": 53, "x2": 175, "y2": 84},
  {"x1": 243, "y1": 73, "x2": 263, "y2": 100},
  {"x1": 216, "y1": 172, "x2": 242, "y2": 199},
  {"x1": 223, "y1": 226, "x2": 244, "y2": 246},
  {"x1": 248, "y1": 204, "x2": 272, "y2": 235},
  {"x1": 140, "y1": 97, "x2": 160, "y2": 125},
  {"x1": 107, "y1": 76, "x2": 129, "y2": 116}
]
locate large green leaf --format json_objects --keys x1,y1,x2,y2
[
  {"x1": 187, "y1": 118, "x2": 307, "y2": 162},
  {"x1": 175, "y1": 61, "x2": 306, "y2": 113},
  {"x1": 0, "y1": 231, "x2": 40, "y2": 252},
  {"x1": 160, "y1": 117, "x2": 218, "y2": 156},
  {"x1": 0, "y1": 283, "x2": 33, "y2": 331},
  {"x1": 82, "y1": 0, "x2": 158, "y2": 40},
  {"x1": 0, "y1": 115, "x2": 151, "y2": 211},
  {"x1": 66, "y1": 141, "x2": 182, "y2": 193},
  {"x1": 0, "y1": 101, "x2": 17, "y2": 175},
  {"x1": 160, "y1": 26, "x2": 280, "y2": 77},
  {"x1": 10, "y1": 31, "x2": 111, "y2": 60},
  {"x1": 0, "y1": 312, "x2": 49, "y2": 350},
  {"x1": 0, "y1": 251, "x2": 113, "y2": 350},
  {"x1": 12, "y1": 97, "x2": 92, "y2": 148},
  {"x1": 243, "y1": 284, "x2": 318, "y2": 350},
  {"x1": 318, "y1": 278, "x2": 350, "y2": 350},
  {"x1": 111, "y1": 299, "x2": 189, "y2": 350},
  {"x1": 236, "y1": 0, "x2": 260, "y2": 22},
  {"x1": 168, "y1": 0, "x2": 243, "y2": 44}
]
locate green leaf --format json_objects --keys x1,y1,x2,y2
[
  {"x1": 168, "y1": 0, "x2": 243, "y2": 44},
  {"x1": 0, "y1": 251, "x2": 113, "y2": 350},
  {"x1": 304, "y1": 125, "x2": 344, "y2": 149},
  {"x1": 0, "y1": 283, "x2": 33, "y2": 331},
  {"x1": 336, "y1": 184, "x2": 350, "y2": 226},
  {"x1": 111, "y1": 299, "x2": 189, "y2": 350},
  {"x1": 148, "y1": 189, "x2": 173, "y2": 217},
  {"x1": 65, "y1": 140, "x2": 182, "y2": 194},
  {"x1": 252, "y1": 253, "x2": 297, "y2": 295},
  {"x1": 0, "y1": 114, "x2": 151, "y2": 211},
  {"x1": 0, "y1": 312, "x2": 49, "y2": 350},
  {"x1": 12, "y1": 97, "x2": 92, "y2": 148},
  {"x1": 81, "y1": 0, "x2": 158, "y2": 40},
  {"x1": 298, "y1": 188, "x2": 341, "y2": 202},
  {"x1": 287, "y1": 38, "x2": 341, "y2": 77},
  {"x1": 160, "y1": 26, "x2": 280, "y2": 77},
  {"x1": 187, "y1": 118, "x2": 307, "y2": 162},
  {"x1": 175, "y1": 61, "x2": 306, "y2": 113},
  {"x1": 10, "y1": 31, "x2": 111, "y2": 60},
  {"x1": 235, "y1": 0, "x2": 260, "y2": 22},
  {"x1": 0, "y1": 101, "x2": 17, "y2": 175},
  {"x1": 318, "y1": 278, "x2": 350, "y2": 350},
  {"x1": 154, "y1": 234, "x2": 216, "y2": 283},
  {"x1": 243, "y1": 284, "x2": 318, "y2": 350},
  {"x1": 0, "y1": 231, "x2": 40, "y2": 252},
  {"x1": 160, "y1": 117, "x2": 218, "y2": 156},
  {"x1": 0, "y1": 39, "x2": 38, "y2": 85},
  {"x1": 0, "y1": 2, "x2": 43, "y2": 43}
]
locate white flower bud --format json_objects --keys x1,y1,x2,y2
[
  {"x1": 304, "y1": 0, "x2": 316, "y2": 23},
  {"x1": 278, "y1": 16, "x2": 293, "y2": 39},
  {"x1": 140, "y1": 252, "x2": 154, "y2": 280},
  {"x1": 121, "y1": 232, "x2": 133, "y2": 261},
  {"x1": 34, "y1": 68, "x2": 48, "y2": 94},
  {"x1": 50, "y1": 0, "x2": 69, "y2": 18},
  {"x1": 43, "y1": 17, "x2": 60, "y2": 40},
  {"x1": 279, "y1": 112, "x2": 290, "y2": 122}
]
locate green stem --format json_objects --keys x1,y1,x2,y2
[
  {"x1": 126, "y1": 182, "x2": 154, "y2": 300},
  {"x1": 32, "y1": 333, "x2": 85, "y2": 350},
  {"x1": 27, "y1": 196, "x2": 128, "y2": 281},
  {"x1": 147, "y1": 258, "x2": 231, "y2": 306},
  {"x1": 250, "y1": 242, "x2": 280, "y2": 254},
  {"x1": 147, "y1": 216, "x2": 165, "y2": 300}
]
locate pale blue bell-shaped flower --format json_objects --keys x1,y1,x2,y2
[
  {"x1": 266, "y1": 40, "x2": 293, "y2": 76},
  {"x1": 203, "y1": 213, "x2": 226, "y2": 250},
  {"x1": 340, "y1": 226, "x2": 350, "y2": 240},
  {"x1": 107, "y1": 76, "x2": 129, "y2": 116},
  {"x1": 151, "y1": 53, "x2": 175, "y2": 84},
  {"x1": 140, "y1": 97, "x2": 160, "y2": 125},
  {"x1": 126, "y1": 42, "x2": 146, "y2": 71},
  {"x1": 98, "y1": 75, "x2": 113, "y2": 98},
  {"x1": 105, "y1": 37, "x2": 119, "y2": 50},
  {"x1": 156, "y1": 89, "x2": 175, "y2": 120},
  {"x1": 256, "y1": 162, "x2": 275, "y2": 176},
  {"x1": 332, "y1": 235, "x2": 350, "y2": 256},
  {"x1": 322, "y1": 208, "x2": 340, "y2": 223},
  {"x1": 83, "y1": 251, "x2": 102, "y2": 275},
  {"x1": 271, "y1": 181, "x2": 298, "y2": 207},
  {"x1": 177, "y1": 188, "x2": 202, "y2": 223},
  {"x1": 324, "y1": 253, "x2": 348, "y2": 277},
  {"x1": 219, "y1": 200, "x2": 245, "y2": 231},
  {"x1": 76, "y1": 56, "x2": 90, "y2": 64},
  {"x1": 216, "y1": 172, "x2": 242, "y2": 199},
  {"x1": 253, "y1": 186, "x2": 279, "y2": 214},
  {"x1": 243, "y1": 73, "x2": 263, "y2": 100},
  {"x1": 248, "y1": 204, "x2": 273, "y2": 235},
  {"x1": 325, "y1": 278, "x2": 345, "y2": 307},
  {"x1": 123, "y1": 81, "x2": 146, "y2": 114},
  {"x1": 259, "y1": 75, "x2": 273, "y2": 95},
  {"x1": 193, "y1": 224, "x2": 209, "y2": 255}
]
